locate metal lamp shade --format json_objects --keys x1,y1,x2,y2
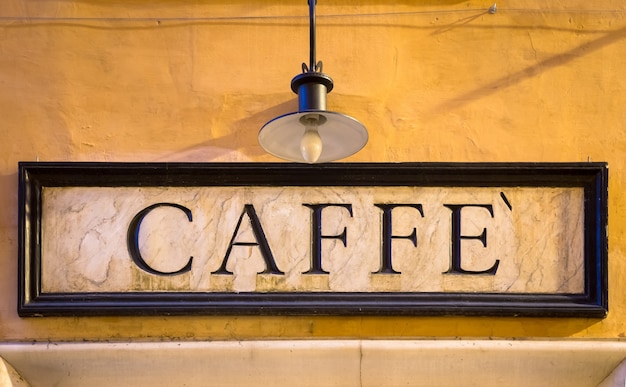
[{"x1": 258, "y1": 110, "x2": 368, "y2": 163}]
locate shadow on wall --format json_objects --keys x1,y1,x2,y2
[
  {"x1": 0, "y1": 173, "x2": 18, "y2": 224},
  {"x1": 152, "y1": 26, "x2": 626, "y2": 162},
  {"x1": 429, "y1": 26, "x2": 626, "y2": 116},
  {"x1": 155, "y1": 98, "x2": 298, "y2": 162}
]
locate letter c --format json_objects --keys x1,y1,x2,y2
[{"x1": 127, "y1": 202, "x2": 193, "y2": 276}]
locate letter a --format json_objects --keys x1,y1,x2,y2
[{"x1": 212, "y1": 204, "x2": 284, "y2": 275}]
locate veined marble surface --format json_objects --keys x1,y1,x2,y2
[{"x1": 41, "y1": 186, "x2": 584, "y2": 294}]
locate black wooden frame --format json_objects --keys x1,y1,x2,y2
[{"x1": 18, "y1": 162, "x2": 608, "y2": 317}]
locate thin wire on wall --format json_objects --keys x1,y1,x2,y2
[{"x1": 0, "y1": 6, "x2": 625, "y2": 24}]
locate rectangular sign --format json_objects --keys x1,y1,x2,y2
[{"x1": 18, "y1": 162, "x2": 608, "y2": 317}]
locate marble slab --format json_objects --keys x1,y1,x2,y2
[
  {"x1": 40, "y1": 185, "x2": 584, "y2": 294},
  {"x1": 2, "y1": 340, "x2": 625, "y2": 387}
]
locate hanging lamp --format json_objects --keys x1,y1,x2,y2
[{"x1": 258, "y1": 0, "x2": 368, "y2": 163}]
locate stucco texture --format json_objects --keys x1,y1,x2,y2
[{"x1": 1, "y1": 0, "x2": 625, "y2": 341}]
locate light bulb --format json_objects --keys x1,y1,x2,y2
[{"x1": 300, "y1": 116, "x2": 323, "y2": 163}]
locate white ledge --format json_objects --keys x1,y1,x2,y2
[{"x1": 1, "y1": 339, "x2": 625, "y2": 386}]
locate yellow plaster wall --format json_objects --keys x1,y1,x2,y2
[{"x1": 1, "y1": 0, "x2": 625, "y2": 341}]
